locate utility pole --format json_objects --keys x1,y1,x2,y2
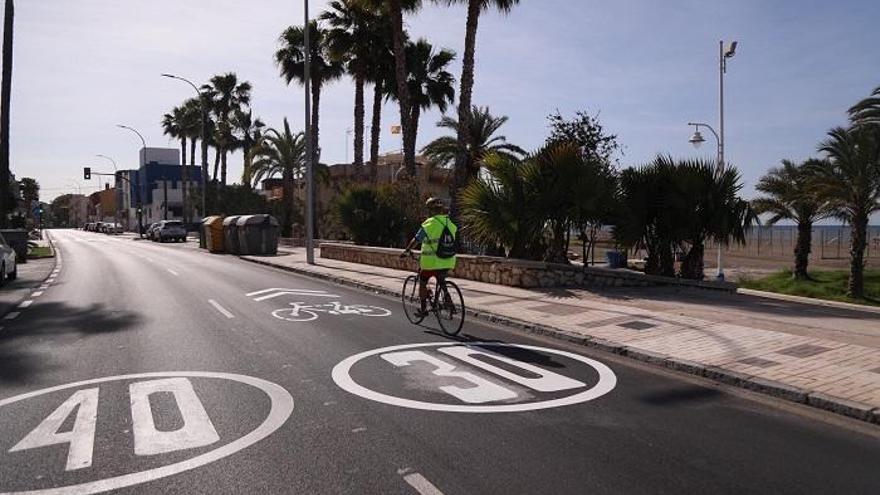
[
  {"x1": 0, "y1": 0, "x2": 14, "y2": 229},
  {"x1": 161, "y1": 73, "x2": 208, "y2": 220},
  {"x1": 304, "y1": 0, "x2": 314, "y2": 264},
  {"x1": 162, "y1": 176, "x2": 168, "y2": 220}
]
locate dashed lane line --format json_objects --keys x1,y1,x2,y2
[
  {"x1": 399, "y1": 470, "x2": 444, "y2": 495},
  {"x1": 208, "y1": 299, "x2": 235, "y2": 319},
  {"x1": 18, "y1": 300, "x2": 33, "y2": 309},
  {"x1": 167, "y1": 268, "x2": 180, "y2": 276},
  {"x1": 3, "y1": 312, "x2": 21, "y2": 320},
  {"x1": 32, "y1": 291, "x2": 44, "y2": 297}
]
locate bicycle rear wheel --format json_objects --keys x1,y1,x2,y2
[
  {"x1": 402, "y1": 275, "x2": 424, "y2": 324},
  {"x1": 436, "y1": 280, "x2": 465, "y2": 336}
]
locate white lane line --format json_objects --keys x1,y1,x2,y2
[
  {"x1": 167, "y1": 269, "x2": 179, "y2": 276},
  {"x1": 18, "y1": 300, "x2": 33, "y2": 309},
  {"x1": 39, "y1": 285, "x2": 49, "y2": 290},
  {"x1": 32, "y1": 291, "x2": 44, "y2": 297},
  {"x1": 3, "y1": 312, "x2": 21, "y2": 320},
  {"x1": 208, "y1": 299, "x2": 235, "y2": 319},
  {"x1": 400, "y1": 471, "x2": 444, "y2": 495}
]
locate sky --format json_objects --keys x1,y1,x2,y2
[{"x1": 3, "y1": 0, "x2": 880, "y2": 203}]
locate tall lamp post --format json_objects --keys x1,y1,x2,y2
[
  {"x1": 95, "y1": 154, "x2": 121, "y2": 230},
  {"x1": 161, "y1": 73, "x2": 208, "y2": 221},
  {"x1": 117, "y1": 124, "x2": 147, "y2": 238},
  {"x1": 304, "y1": 0, "x2": 315, "y2": 265},
  {"x1": 687, "y1": 39, "x2": 738, "y2": 281}
]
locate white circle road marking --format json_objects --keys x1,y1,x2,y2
[
  {"x1": 332, "y1": 343, "x2": 617, "y2": 413},
  {"x1": 0, "y1": 371, "x2": 294, "y2": 495}
]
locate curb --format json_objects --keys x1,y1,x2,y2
[
  {"x1": 239, "y1": 255, "x2": 880, "y2": 426},
  {"x1": 0, "y1": 233, "x2": 59, "y2": 321},
  {"x1": 737, "y1": 287, "x2": 880, "y2": 315}
]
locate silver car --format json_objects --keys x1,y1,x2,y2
[
  {"x1": 154, "y1": 220, "x2": 187, "y2": 243},
  {"x1": 0, "y1": 232, "x2": 18, "y2": 285}
]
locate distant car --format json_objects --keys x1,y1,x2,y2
[
  {"x1": 0, "y1": 232, "x2": 17, "y2": 286},
  {"x1": 85, "y1": 222, "x2": 95, "y2": 231},
  {"x1": 95, "y1": 222, "x2": 106, "y2": 233},
  {"x1": 154, "y1": 220, "x2": 187, "y2": 243},
  {"x1": 146, "y1": 222, "x2": 160, "y2": 240},
  {"x1": 103, "y1": 222, "x2": 123, "y2": 235}
]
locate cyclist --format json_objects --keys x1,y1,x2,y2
[{"x1": 402, "y1": 197, "x2": 458, "y2": 317}]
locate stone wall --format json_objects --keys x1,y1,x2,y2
[{"x1": 319, "y1": 242, "x2": 736, "y2": 292}]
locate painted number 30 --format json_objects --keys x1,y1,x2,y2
[
  {"x1": 9, "y1": 378, "x2": 219, "y2": 472},
  {"x1": 381, "y1": 346, "x2": 587, "y2": 404}
]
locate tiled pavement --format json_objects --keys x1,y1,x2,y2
[{"x1": 240, "y1": 248, "x2": 880, "y2": 423}]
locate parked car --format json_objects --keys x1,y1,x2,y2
[
  {"x1": 103, "y1": 223, "x2": 124, "y2": 234},
  {"x1": 153, "y1": 220, "x2": 187, "y2": 243},
  {"x1": 146, "y1": 222, "x2": 160, "y2": 240},
  {"x1": 84, "y1": 222, "x2": 95, "y2": 231},
  {"x1": 0, "y1": 232, "x2": 17, "y2": 286}
]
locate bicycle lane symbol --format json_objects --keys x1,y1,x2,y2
[{"x1": 246, "y1": 288, "x2": 392, "y2": 322}]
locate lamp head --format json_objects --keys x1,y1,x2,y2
[
  {"x1": 724, "y1": 41, "x2": 738, "y2": 58},
  {"x1": 689, "y1": 129, "x2": 705, "y2": 148}
]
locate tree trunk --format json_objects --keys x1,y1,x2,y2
[
  {"x1": 679, "y1": 241, "x2": 705, "y2": 280},
  {"x1": 406, "y1": 105, "x2": 421, "y2": 178},
  {"x1": 793, "y1": 221, "x2": 812, "y2": 280},
  {"x1": 213, "y1": 148, "x2": 220, "y2": 183},
  {"x1": 369, "y1": 82, "x2": 382, "y2": 184},
  {"x1": 388, "y1": 0, "x2": 415, "y2": 175},
  {"x1": 220, "y1": 149, "x2": 227, "y2": 186},
  {"x1": 200, "y1": 99, "x2": 209, "y2": 216},
  {"x1": 450, "y1": 0, "x2": 480, "y2": 223},
  {"x1": 180, "y1": 137, "x2": 188, "y2": 224},
  {"x1": 0, "y1": 0, "x2": 14, "y2": 229},
  {"x1": 353, "y1": 69, "x2": 365, "y2": 170},
  {"x1": 311, "y1": 81, "x2": 321, "y2": 166},
  {"x1": 848, "y1": 214, "x2": 868, "y2": 298},
  {"x1": 190, "y1": 137, "x2": 197, "y2": 169},
  {"x1": 281, "y1": 166, "x2": 293, "y2": 238}
]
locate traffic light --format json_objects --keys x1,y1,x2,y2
[{"x1": 84, "y1": 167, "x2": 91, "y2": 180}]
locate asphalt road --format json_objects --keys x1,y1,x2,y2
[{"x1": 0, "y1": 229, "x2": 877, "y2": 495}]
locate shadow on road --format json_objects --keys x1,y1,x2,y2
[
  {"x1": 419, "y1": 327, "x2": 567, "y2": 369},
  {"x1": 638, "y1": 386, "x2": 722, "y2": 406},
  {"x1": 0, "y1": 301, "x2": 141, "y2": 383}
]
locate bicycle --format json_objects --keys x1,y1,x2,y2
[
  {"x1": 272, "y1": 301, "x2": 391, "y2": 322},
  {"x1": 400, "y1": 252, "x2": 465, "y2": 336}
]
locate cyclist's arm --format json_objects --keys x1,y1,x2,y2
[{"x1": 403, "y1": 226, "x2": 428, "y2": 254}]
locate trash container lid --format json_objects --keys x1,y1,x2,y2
[
  {"x1": 222, "y1": 215, "x2": 242, "y2": 226},
  {"x1": 236, "y1": 214, "x2": 279, "y2": 227},
  {"x1": 203, "y1": 215, "x2": 225, "y2": 226}
]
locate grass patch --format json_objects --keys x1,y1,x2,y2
[
  {"x1": 739, "y1": 269, "x2": 880, "y2": 307},
  {"x1": 27, "y1": 246, "x2": 54, "y2": 259}
]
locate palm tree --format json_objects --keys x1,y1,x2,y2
[
  {"x1": 178, "y1": 98, "x2": 202, "y2": 223},
  {"x1": 365, "y1": 16, "x2": 395, "y2": 182},
  {"x1": 276, "y1": 21, "x2": 344, "y2": 166},
  {"x1": 849, "y1": 86, "x2": 880, "y2": 127},
  {"x1": 161, "y1": 105, "x2": 190, "y2": 223},
  {"x1": 232, "y1": 109, "x2": 265, "y2": 188},
  {"x1": 355, "y1": 0, "x2": 423, "y2": 175},
  {"x1": 422, "y1": 106, "x2": 524, "y2": 182},
  {"x1": 440, "y1": 0, "x2": 521, "y2": 220},
  {"x1": 386, "y1": 38, "x2": 455, "y2": 176},
  {"x1": 201, "y1": 72, "x2": 252, "y2": 186},
  {"x1": 752, "y1": 159, "x2": 832, "y2": 280},
  {"x1": 321, "y1": 1, "x2": 386, "y2": 171},
  {"x1": 248, "y1": 118, "x2": 306, "y2": 237},
  {"x1": 811, "y1": 126, "x2": 880, "y2": 298}
]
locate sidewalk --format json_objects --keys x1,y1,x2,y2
[
  {"x1": 0, "y1": 243, "x2": 56, "y2": 319},
  {"x1": 241, "y1": 248, "x2": 880, "y2": 424}
]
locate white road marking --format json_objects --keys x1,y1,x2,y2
[
  {"x1": 0, "y1": 371, "x2": 294, "y2": 495},
  {"x1": 18, "y1": 300, "x2": 34, "y2": 309},
  {"x1": 166, "y1": 268, "x2": 179, "y2": 276},
  {"x1": 246, "y1": 287, "x2": 339, "y2": 301},
  {"x1": 32, "y1": 291, "x2": 44, "y2": 297},
  {"x1": 10, "y1": 388, "x2": 100, "y2": 471},
  {"x1": 208, "y1": 299, "x2": 235, "y2": 319},
  {"x1": 130, "y1": 378, "x2": 220, "y2": 455},
  {"x1": 3, "y1": 311, "x2": 21, "y2": 320},
  {"x1": 39, "y1": 285, "x2": 49, "y2": 290},
  {"x1": 351, "y1": 427, "x2": 367, "y2": 433},
  {"x1": 399, "y1": 469, "x2": 445, "y2": 495}
]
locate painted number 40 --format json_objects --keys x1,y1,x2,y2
[{"x1": 9, "y1": 378, "x2": 219, "y2": 471}]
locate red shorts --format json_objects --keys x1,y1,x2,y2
[{"x1": 419, "y1": 270, "x2": 448, "y2": 282}]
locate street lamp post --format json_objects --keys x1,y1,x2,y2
[
  {"x1": 304, "y1": 0, "x2": 315, "y2": 265},
  {"x1": 117, "y1": 124, "x2": 147, "y2": 238},
  {"x1": 687, "y1": 39, "x2": 737, "y2": 281},
  {"x1": 95, "y1": 154, "x2": 122, "y2": 231},
  {"x1": 161, "y1": 73, "x2": 208, "y2": 221}
]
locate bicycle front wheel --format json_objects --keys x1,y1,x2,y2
[
  {"x1": 402, "y1": 275, "x2": 424, "y2": 324},
  {"x1": 436, "y1": 280, "x2": 465, "y2": 336}
]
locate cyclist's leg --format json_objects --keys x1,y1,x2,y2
[
  {"x1": 418, "y1": 271, "x2": 434, "y2": 314},
  {"x1": 436, "y1": 270, "x2": 453, "y2": 306}
]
